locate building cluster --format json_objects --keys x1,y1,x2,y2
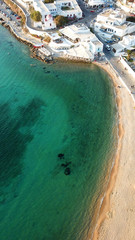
[
  {"x1": 16, "y1": 0, "x2": 135, "y2": 61},
  {"x1": 48, "y1": 23, "x2": 103, "y2": 61},
  {"x1": 112, "y1": 34, "x2": 135, "y2": 56},
  {"x1": 17, "y1": 0, "x2": 82, "y2": 30},
  {"x1": 94, "y1": 9, "x2": 135, "y2": 37},
  {"x1": 92, "y1": 9, "x2": 135, "y2": 56},
  {"x1": 121, "y1": 0, "x2": 135, "y2": 12},
  {"x1": 87, "y1": 0, "x2": 113, "y2": 8}
]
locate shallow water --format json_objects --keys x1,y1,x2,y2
[{"x1": 0, "y1": 25, "x2": 117, "y2": 240}]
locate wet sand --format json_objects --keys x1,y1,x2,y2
[{"x1": 92, "y1": 61, "x2": 135, "y2": 240}]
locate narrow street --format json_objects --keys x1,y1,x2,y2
[{"x1": 108, "y1": 54, "x2": 135, "y2": 96}]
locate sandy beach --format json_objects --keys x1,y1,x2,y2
[{"x1": 92, "y1": 61, "x2": 135, "y2": 240}]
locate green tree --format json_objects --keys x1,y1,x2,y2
[
  {"x1": 127, "y1": 49, "x2": 131, "y2": 61},
  {"x1": 54, "y1": 15, "x2": 68, "y2": 27},
  {"x1": 126, "y1": 16, "x2": 135, "y2": 23},
  {"x1": 44, "y1": 0, "x2": 54, "y2": 3},
  {"x1": 31, "y1": 10, "x2": 42, "y2": 22},
  {"x1": 44, "y1": 35, "x2": 51, "y2": 43}
]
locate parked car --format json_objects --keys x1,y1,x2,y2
[
  {"x1": 90, "y1": 10, "x2": 95, "y2": 12},
  {"x1": 105, "y1": 44, "x2": 111, "y2": 51},
  {"x1": 16, "y1": 16, "x2": 21, "y2": 19}
]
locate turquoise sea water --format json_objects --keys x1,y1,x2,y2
[{"x1": 0, "y1": 25, "x2": 117, "y2": 240}]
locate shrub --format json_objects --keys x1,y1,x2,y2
[
  {"x1": 126, "y1": 16, "x2": 135, "y2": 23},
  {"x1": 54, "y1": 15, "x2": 68, "y2": 27},
  {"x1": 61, "y1": 6, "x2": 70, "y2": 10},
  {"x1": 128, "y1": 58, "x2": 133, "y2": 62},
  {"x1": 31, "y1": 10, "x2": 42, "y2": 22},
  {"x1": 44, "y1": 0, "x2": 54, "y2": 3},
  {"x1": 43, "y1": 35, "x2": 51, "y2": 43}
]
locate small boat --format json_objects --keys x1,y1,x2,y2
[
  {"x1": 33, "y1": 43, "x2": 44, "y2": 48},
  {"x1": 30, "y1": 64, "x2": 36, "y2": 67}
]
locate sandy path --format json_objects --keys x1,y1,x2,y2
[{"x1": 92, "y1": 61, "x2": 135, "y2": 240}]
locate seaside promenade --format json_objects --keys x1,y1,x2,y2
[{"x1": 106, "y1": 53, "x2": 135, "y2": 99}]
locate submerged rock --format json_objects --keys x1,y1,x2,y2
[
  {"x1": 61, "y1": 162, "x2": 71, "y2": 168},
  {"x1": 58, "y1": 153, "x2": 64, "y2": 159},
  {"x1": 64, "y1": 167, "x2": 71, "y2": 175}
]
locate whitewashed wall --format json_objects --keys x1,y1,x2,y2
[{"x1": 27, "y1": 26, "x2": 46, "y2": 35}]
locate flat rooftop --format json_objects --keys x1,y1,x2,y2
[
  {"x1": 92, "y1": 40, "x2": 102, "y2": 45},
  {"x1": 46, "y1": 3, "x2": 56, "y2": 10},
  {"x1": 99, "y1": 9, "x2": 125, "y2": 18}
]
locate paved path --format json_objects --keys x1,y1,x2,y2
[{"x1": 106, "y1": 53, "x2": 135, "y2": 98}]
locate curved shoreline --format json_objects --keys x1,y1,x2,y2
[
  {"x1": 91, "y1": 61, "x2": 135, "y2": 240},
  {"x1": 90, "y1": 61, "x2": 124, "y2": 240},
  {"x1": 1, "y1": 20, "x2": 134, "y2": 240},
  {"x1": 1, "y1": 23, "x2": 123, "y2": 239}
]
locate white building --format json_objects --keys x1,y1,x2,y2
[
  {"x1": 59, "y1": 24, "x2": 93, "y2": 42},
  {"x1": 59, "y1": 24, "x2": 103, "y2": 55},
  {"x1": 88, "y1": 0, "x2": 104, "y2": 7},
  {"x1": 50, "y1": 0, "x2": 82, "y2": 19},
  {"x1": 43, "y1": 14, "x2": 56, "y2": 29},
  {"x1": 48, "y1": 32, "x2": 72, "y2": 50},
  {"x1": 119, "y1": 0, "x2": 135, "y2": 12},
  {"x1": 89, "y1": 39, "x2": 103, "y2": 55},
  {"x1": 17, "y1": 0, "x2": 33, "y2": 9},
  {"x1": 111, "y1": 34, "x2": 135, "y2": 56},
  {"x1": 111, "y1": 43, "x2": 126, "y2": 56},
  {"x1": 87, "y1": 0, "x2": 113, "y2": 7},
  {"x1": 32, "y1": 0, "x2": 56, "y2": 29},
  {"x1": 122, "y1": 34, "x2": 135, "y2": 46},
  {"x1": 66, "y1": 45, "x2": 94, "y2": 61},
  {"x1": 94, "y1": 9, "x2": 135, "y2": 37},
  {"x1": 17, "y1": 0, "x2": 82, "y2": 30},
  {"x1": 45, "y1": 3, "x2": 57, "y2": 16}
]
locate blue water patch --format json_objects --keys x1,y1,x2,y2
[{"x1": 0, "y1": 25, "x2": 117, "y2": 240}]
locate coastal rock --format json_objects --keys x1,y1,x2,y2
[{"x1": 64, "y1": 167, "x2": 70, "y2": 175}]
